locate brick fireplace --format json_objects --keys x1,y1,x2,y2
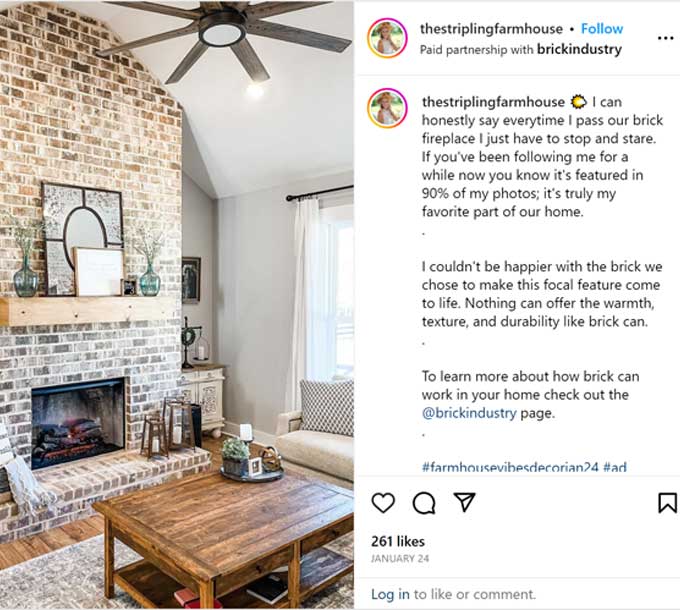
[
  {"x1": 31, "y1": 378, "x2": 126, "y2": 469},
  {"x1": 0, "y1": 3, "x2": 211, "y2": 543}
]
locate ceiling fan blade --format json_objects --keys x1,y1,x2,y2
[
  {"x1": 96, "y1": 23, "x2": 199, "y2": 58},
  {"x1": 166, "y1": 40, "x2": 209, "y2": 84},
  {"x1": 247, "y1": 20, "x2": 351, "y2": 53},
  {"x1": 246, "y1": 2, "x2": 329, "y2": 20},
  {"x1": 200, "y1": 1, "x2": 224, "y2": 11},
  {"x1": 230, "y1": 38, "x2": 270, "y2": 82},
  {"x1": 105, "y1": 2, "x2": 202, "y2": 19},
  {"x1": 221, "y1": 2, "x2": 250, "y2": 10}
]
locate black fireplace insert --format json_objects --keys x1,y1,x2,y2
[{"x1": 31, "y1": 378, "x2": 125, "y2": 470}]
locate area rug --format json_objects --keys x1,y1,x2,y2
[{"x1": 0, "y1": 534, "x2": 353, "y2": 609}]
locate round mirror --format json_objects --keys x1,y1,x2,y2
[{"x1": 64, "y1": 208, "x2": 106, "y2": 267}]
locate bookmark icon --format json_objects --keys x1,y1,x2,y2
[{"x1": 658, "y1": 492, "x2": 677, "y2": 514}]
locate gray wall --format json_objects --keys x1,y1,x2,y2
[
  {"x1": 182, "y1": 172, "x2": 216, "y2": 357},
  {"x1": 216, "y1": 171, "x2": 353, "y2": 435}
]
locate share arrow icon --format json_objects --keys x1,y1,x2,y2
[{"x1": 454, "y1": 492, "x2": 476, "y2": 513}]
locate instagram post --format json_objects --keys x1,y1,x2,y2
[{"x1": 0, "y1": 1, "x2": 678, "y2": 609}]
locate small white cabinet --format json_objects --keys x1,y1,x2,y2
[{"x1": 179, "y1": 365, "x2": 227, "y2": 437}]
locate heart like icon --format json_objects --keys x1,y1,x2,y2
[{"x1": 371, "y1": 492, "x2": 396, "y2": 514}]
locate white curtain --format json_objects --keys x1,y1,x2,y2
[
  {"x1": 308, "y1": 204, "x2": 354, "y2": 381},
  {"x1": 285, "y1": 198, "x2": 320, "y2": 411}
]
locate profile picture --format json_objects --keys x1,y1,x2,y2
[
  {"x1": 368, "y1": 18, "x2": 407, "y2": 58},
  {"x1": 367, "y1": 88, "x2": 407, "y2": 128}
]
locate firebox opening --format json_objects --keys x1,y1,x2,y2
[{"x1": 31, "y1": 378, "x2": 126, "y2": 470}]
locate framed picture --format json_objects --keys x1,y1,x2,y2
[
  {"x1": 121, "y1": 278, "x2": 137, "y2": 296},
  {"x1": 42, "y1": 182, "x2": 124, "y2": 296},
  {"x1": 248, "y1": 457, "x2": 263, "y2": 477},
  {"x1": 74, "y1": 247, "x2": 124, "y2": 296},
  {"x1": 182, "y1": 257, "x2": 201, "y2": 304}
]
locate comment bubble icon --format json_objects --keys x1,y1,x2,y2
[{"x1": 412, "y1": 491, "x2": 436, "y2": 515}]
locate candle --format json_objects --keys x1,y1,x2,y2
[
  {"x1": 197, "y1": 345, "x2": 206, "y2": 360},
  {"x1": 152, "y1": 438, "x2": 159, "y2": 453},
  {"x1": 173, "y1": 425, "x2": 182, "y2": 444}
]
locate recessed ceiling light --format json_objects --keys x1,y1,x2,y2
[{"x1": 199, "y1": 12, "x2": 246, "y2": 48}]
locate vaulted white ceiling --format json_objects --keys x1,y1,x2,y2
[{"x1": 3, "y1": 1, "x2": 354, "y2": 198}]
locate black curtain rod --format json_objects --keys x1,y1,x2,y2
[{"x1": 285, "y1": 184, "x2": 353, "y2": 202}]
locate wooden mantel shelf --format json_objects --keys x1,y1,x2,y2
[{"x1": 0, "y1": 296, "x2": 176, "y2": 327}]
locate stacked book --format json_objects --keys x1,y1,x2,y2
[{"x1": 174, "y1": 589, "x2": 223, "y2": 609}]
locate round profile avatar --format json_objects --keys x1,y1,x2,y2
[
  {"x1": 367, "y1": 89, "x2": 407, "y2": 128},
  {"x1": 368, "y1": 18, "x2": 407, "y2": 58}
]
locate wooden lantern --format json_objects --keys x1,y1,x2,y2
[
  {"x1": 140, "y1": 415, "x2": 169, "y2": 459},
  {"x1": 163, "y1": 397, "x2": 196, "y2": 452}
]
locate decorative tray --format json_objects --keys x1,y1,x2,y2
[{"x1": 219, "y1": 466, "x2": 284, "y2": 483}]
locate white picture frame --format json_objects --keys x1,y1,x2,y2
[
  {"x1": 248, "y1": 457, "x2": 263, "y2": 477},
  {"x1": 73, "y1": 247, "x2": 124, "y2": 296}
]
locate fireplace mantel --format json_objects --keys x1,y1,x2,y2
[{"x1": 0, "y1": 296, "x2": 175, "y2": 327}]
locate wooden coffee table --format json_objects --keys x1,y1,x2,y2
[{"x1": 93, "y1": 470, "x2": 353, "y2": 608}]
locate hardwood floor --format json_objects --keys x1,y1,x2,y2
[
  {"x1": 0, "y1": 435, "x2": 243, "y2": 571},
  {"x1": 0, "y1": 514, "x2": 106, "y2": 570}
]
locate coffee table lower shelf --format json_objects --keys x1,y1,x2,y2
[{"x1": 114, "y1": 547, "x2": 353, "y2": 609}]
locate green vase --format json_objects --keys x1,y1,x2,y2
[
  {"x1": 139, "y1": 261, "x2": 161, "y2": 297},
  {"x1": 13, "y1": 253, "x2": 38, "y2": 298}
]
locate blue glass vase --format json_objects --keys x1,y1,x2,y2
[
  {"x1": 13, "y1": 253, "x2": 38, "y2": 298},
  {"x1": 139, "y1": 261, "x2": 161, "y2": 297}
]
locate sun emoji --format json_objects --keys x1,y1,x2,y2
[{"x1": 571, "y1": 95, "x2": 587, "y2": 109}]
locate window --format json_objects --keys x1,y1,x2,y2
[
  {"x1": 334, "y1": 217, "x2": 355, "y2": 377},
  {"x1": 307, "y1": 203, "x2": 354, "y2": 380}
]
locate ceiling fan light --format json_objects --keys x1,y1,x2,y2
[
  {"x1": 199, "y1": 11, "x2": 246, "y2": 48},
  {"x1": 247, "y1": 83, "x2": 265, "y2": 99}
]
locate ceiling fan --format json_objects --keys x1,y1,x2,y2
[{"x1": 95, "y1": 2, "x2": 352, "y2": 85}]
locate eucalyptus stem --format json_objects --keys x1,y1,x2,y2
[
  {"x1": 4, "y1": 215, "x2": 46, "y2": 258},
  {"x1": 132, "y1": 225, "x2": 163, "y2": 265}
]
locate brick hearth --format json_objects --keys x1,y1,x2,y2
[
  {"x1": 0, "y1": 3, "x2": 206, "y2": 542},
  {"x1": 0, "y1": 449, "x2": 211, "y2": 544}
]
